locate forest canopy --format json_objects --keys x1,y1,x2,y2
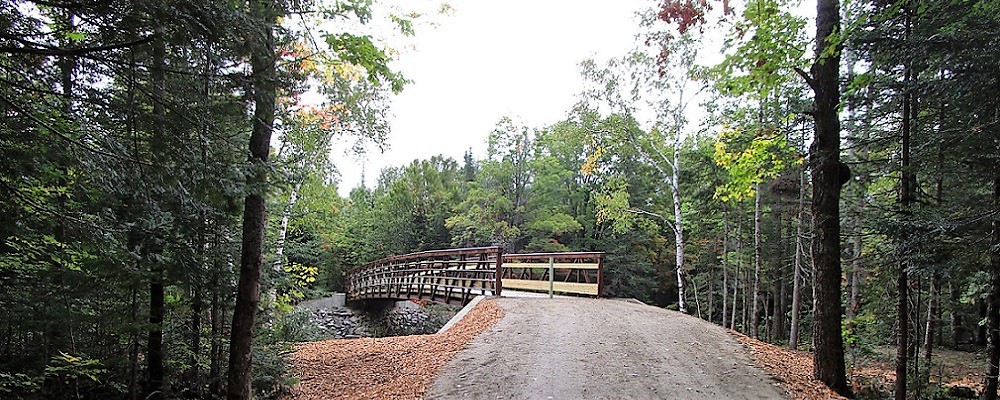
[{"x1": 2, "y1": 0, "x2": 1000, "y2": 399}]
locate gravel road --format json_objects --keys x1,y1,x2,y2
[{"x1": 427, "y1": 297, "x2": 788, "y2": 400}]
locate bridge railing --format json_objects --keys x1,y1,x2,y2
[
  {"x1": 345, "y1": 247, "x2": 502, "y2": 305},
  {"x1": 500, "y1": 252, "x2": 603, "y2": 297}
]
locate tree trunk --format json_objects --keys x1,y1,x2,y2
[
  {"x1": 672, "y1": 139, "x2": 687, "y2": 314},
  {"x1": 708, "y1": 269, "x2": 715, "y2": 322},
  {"x1": 188, "y1": 279, "x2": 203, "y2": 397},
  {"x1": 209, "y1": 267, "x2": 223, "y2": 398},
  {"x1": 752, "y1": 183, "x2": 762, "y2": 339},
  {"x1": 950, "y1": 282, "x2": 962, "y2": 347},
  {"x1": 980, "y1": 175, "x2": 1000, "y2": 400},
  {"x1": 148, "y1": 268, "x2": 165, "y2": 400},
  {"x1": 723, "y1": 212, "x2": 730, "y2": 329},
  {"x1": 981, "y1": 303, "x2": 990, "y2": 347},
  {"x1": 924, "y1": 274, "x2": 938, "y2": 363},
  {"x1": 896, "y1": 9, "x2": 915, "y2": 399},
  {"x1": 849, "y1": 196, "x2": 863, "y2": 319},
  {"x1": 790, "y1": 168, "x2": 805, "y2": 350},
  {"x1": 808, "y1": 0, "x2": 850, "y2": 395},
  {"x1": 227, "y1": 1, "x2": 277, "y2": 398},
  {"x1": 128, "y1": 285, "x2": 139, "y2": 400},
  {"x1": 146, "y1": 29, "x2": 167, "y2": 400},
  {"x1": 269, "y1": 181, "x2": 301, "y2": 307},
  {"x1": 773, "y1": 206, "x2": 786, "y2": 343},
  {"x1": 273, "y1": 181, "x2": 301, "y2": 271},
  {"x1": 732, "y1": 253, "x2": 740, "y2": 331}
]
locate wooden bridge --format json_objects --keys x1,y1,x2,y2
[{"x1": 345, "y1": 247, "x2": 604, "y2": 305}]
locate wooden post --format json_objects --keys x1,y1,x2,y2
[
  {"x1": 494, "y1": 247, "x2": 503, "y2": 297},
  {"x1": 597, "y1": 254, "x2": 604, "y2": 298},
  {"x1": 548, "y1": 256, "x2": 554, "y2": 298}
]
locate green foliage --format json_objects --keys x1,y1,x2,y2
[
  {"x1": 446, "y1": 183, "x2": 520, "y2": 248},
  {"x1": 0, "y1": 372, "x2": 41, "y2": 396},
  {"x1": 44, "y1": 352, "x2": 108, "y2": 386},
  {"x1": 324, "y1": 33, "x2": 407, "y2": 93},
  {"x1": 712, "y1": 126, "x2": 801, "y2": 202}
]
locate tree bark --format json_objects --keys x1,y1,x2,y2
[
  {"x1": 188, "y1": 278, "x2": 203, "y2": 397},
  {"x1": 672, "y1": 136, "x2": 687, "y2": 314},
  {"x1": 146, "y1": 28, "x2": 167, "y2": 400},
  {"x1": 790, "y1": 168, "x2": 805, "y2": 350},
  {"x1": 227, "y1": 1, "x2": 277, "y2": 398},
  {"x1": 896, "y1": 9, "x2": 915, "y2": 399},
  {"x1": 950, "y1": 282, "x2": 962, "y2": 347},
  {"x1": 722, "y1": 211, "x2": 730, "y2": 329},
  {"x1": 774, "y1": 204, "x2": 786, "y2": 342},
  {"x1": 274, "y1": 182, "x2": 301, "y2": 272},
  {"x1": 752, "y1": 183, "x2": 762, "y2": 338},
  {"x1": 209, "y1": 265, "x2": 223, "y2": 397},
  {"x1": 808, "y1": 0, "x2": 850, "y2": 395},
  {"x1": 980, "y1": 175, "x2": 1000, "y2": 400}
]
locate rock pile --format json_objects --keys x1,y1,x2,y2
[
  {"x1": 308, "y1": 306, "x2": 372, "y2": 339},
  {"x1": 305, "y1": 302, "x2": 460, "y2": 339},
  {"x1": 384, "y1": 305, "x2": 457, "y2": 336}
]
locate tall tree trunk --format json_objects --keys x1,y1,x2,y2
[
  {"x1": 269, "y1": 182, "x2": 301, "y2": 307},
  {"x1": 790, "y1": 168, "x2": 805, "y2": 350},
  {"x1": 273, "y1": 182, "x2": 301, "y2": 271},
  {"x1": 146, "y1": 29, "x2": 167, "y2": 400},
  {"x1": 924, "y1": 274, "x2": 938, "y2": 366},
  {"x1": 752, "y1": 184, "x2": 762, "y2": 338},
  {"x1": 708, "y1": 268, "x2": 715, "y2": 322},
  {"x1": 672, "y1": 138, "x2": 687, "y2": 314},
  {"x1": 808, "y1": 0, "x2": 850, "y2": 395},
  {"x1": 732, "y1": 250, "x2": 740, "y2": 331},
  {"x1": 128, "y1": 285, "x2": 140, "y2": 400},
  {"x1": 188, "y1": 278, "x2": 203, "y2": 397},
  {"x1": 773, "y1": 205, "x2": 786, "y2": 343},
  {"x1": 950, "y1": 282, "x2": 961, "y2": 347},
  {"x1": 896, "y1": 9, "x2": 915, "y2": 399},
  {"x1": 982, "y1": 303, "x2": 990, "y2": 347},
  {"x1": 723, "y1": 211, "x2": 730, "y2": 329},
  {"x1": 227, "y1": 1, "x2": 277, "y2": 398},
  {"x1": 980, "y1": 174, "x2": 1000, "y2": 400},
  {"x1": 209, "y1": 266, "x2": 223, "y2": 398},
  {"x1": 849, "y1": 194, "x2": 863, "y2": 319}
]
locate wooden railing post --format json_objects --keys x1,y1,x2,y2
[
  {"x1": 494, "y1": 247, "x2": 503, "y2": 297},
  {"x1": 548, "y1": 256, "x2": 554, "y2": 299},
  {"x1": 597, "y1": 254, "x2": 604, "y2": 298}
]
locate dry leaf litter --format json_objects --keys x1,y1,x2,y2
[
  {"x1": 285, "y1": 299, "x2": 503, "y2": 400},
  {"x1": 731, "y1": 331, "x2": 848, "y2": 400}
]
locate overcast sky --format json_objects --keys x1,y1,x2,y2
[{"x1": 330, "y1": 0, "x2": 649, "y2": 195}]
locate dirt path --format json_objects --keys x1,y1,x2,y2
[{"x1": 428, "y1": 298, "x2": 787, "y2": 400}]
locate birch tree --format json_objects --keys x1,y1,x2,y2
[{"x1": 581, "y1": 30, "x2": 703, "y2": 312}]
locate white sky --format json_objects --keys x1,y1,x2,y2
[{"x1": 331, "y1": 0, "x2": 650, "y2": 196}]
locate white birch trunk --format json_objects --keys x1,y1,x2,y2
[
  {"x1": 789, "y1": 168, "x2": 805, "y2": 350},
  {"x1": 671, "y1": 135, "x2": 687, "y2": 314},
  {"x1": 273, "y1": 181, "x2": 301, "y2": 272}
]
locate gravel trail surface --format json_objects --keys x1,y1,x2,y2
[{"x1": 427, "y1": 297, "x2": 788, "y2": 400}]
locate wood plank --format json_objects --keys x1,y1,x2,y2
[
  {"x1": 501, "y1": 262, "x2": 600, "y2": 270},
  {"x1": 501, "y1": 279, "x2": 599, "y2": 296}
]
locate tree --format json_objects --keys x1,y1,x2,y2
[{"x1": 800, "y1": 0, "x2": 851, "y2": 395}]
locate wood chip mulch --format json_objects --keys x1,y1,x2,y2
[
  {"x1": 730, "y1": 331, "x2": 848, "y2": 400},
  {"x1": 284, "y1": 299, "x2": 504, "y2": 400}
]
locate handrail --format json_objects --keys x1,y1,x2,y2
[
  {"x1": 345, "y1": 248, "x2": 604, "y2": 304},
  {"x1": 502, "y1": 252, "x2": 603, "y2": 297},
  {"x1": 346, "y1": 247, "x2": 502, "y2": 305}
]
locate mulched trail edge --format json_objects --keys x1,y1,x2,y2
[
  {"x1": 285, "y1": 299, "x2": 504, "y2": 400},
  {"x1": 730, "y1": 331, "x2": 848, "y2": 400}
]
